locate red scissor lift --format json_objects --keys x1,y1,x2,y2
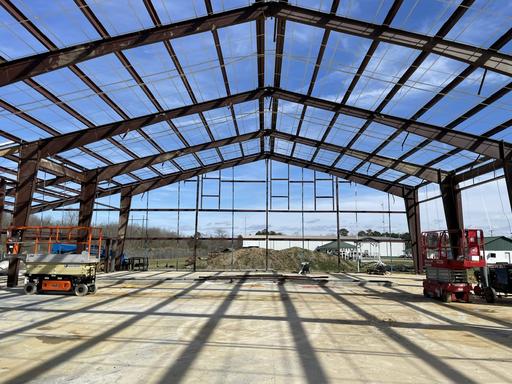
[{"x1": 421, "y1": 229, "x2": 486, "y2": 302}]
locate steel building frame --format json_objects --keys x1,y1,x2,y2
[{"x1": 1, "y1": 0, "x2": 511, "y2": 285}]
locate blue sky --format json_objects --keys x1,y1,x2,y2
[{"x1": 1, "y1": 0, "x2": 512, "y2": 237}]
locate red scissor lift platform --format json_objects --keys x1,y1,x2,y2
[{"x1": 421, "y1": 229, "x2": 486, "y2": 302}]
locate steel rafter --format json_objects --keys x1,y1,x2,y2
[
  {"x1": 32, "y1": 153, "x2": 267, "y2": 212},
  {"x1": 0, "y1": 1, "x2": 147, "y2": 182},
  {"x1": 269, "y1": 153, "x2": 411, "y2": 197},
  {"x1": 256, "y1": 0, "x2": 266, "y2": 152},
  {"x1": 307, "y1": 0, "x2": 404, "y2": 163},
  {"x1": 1, "y1": 89, "x2": 266, "y2": 159},
  {"x1": 142, "y1": 0, "x2": 223, "y2": 165},
  {"x1": 1, "y1": 2, "x2": 512, "y2": 88},
  {"x1": 92, "y1": 130, "x2": 264, "y2": 182},
  {"x1": 204, "y1": 0, "x2": 244, "y2": 157},
  {"x1": 31, "y1": 147, "x2": 411, "y2": 213},
  {"x1": 4, "y1": 87, "x2": 511, "y2": 168},
  {"x1": 269, "y1": 0, "x2": 288, "y2": 154},
  {"x1": 373, "y1": 27, "x2": 512, "y2": 184},
  {"x1": 270, "y1": 88, "x2": 512, "y2": 159},
  {"x1": 74, "y1": 0, "x2": 178, "y2": 175},
  {"x1": 289, "y1": 0, "x2": 341, "y2": 158},
  {"x1": 328, "y1": 0, "x2": 475, "y2": 176},
  {"x1": 271, "y1": 130, "x2": 444, "y2": 183}
]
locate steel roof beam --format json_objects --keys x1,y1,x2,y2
[
  {"x1": 289, "y1": 0, "x2": 341, "y2": 158},
  {"x1": 142, "y1": 0, "x2": 216, "y2": 167},
  {"x1": 269, "y1": 153, "x2": 411, "y2": 197},
  {"x1": 271, "y1": 130, "x2": 444, "y2": 183},
  {"x1": 3, "y1": 86, "x2": 510, "y2": 163},
  {"x1": 307, "y1": 0, "x2": 404, "y2": 163},
  {"x1": 379, "y1": 27, "x2": 512, "y2": 184},
  {"x1": 75, "y1": 0, "x2": 179, "y2": 175},
  {"x1": 256, "y1": 0, "x2": 266, "y2": 152},
  {"x1": 0, "y1": 89, "x2": 266, "y2": 159},
  {"x1": 31, "y1": 148, "x2": 412, "y2": 212},
  {"x1": 269, "y1": 0, "x2": 287, "y2": 154},
  {"x1": 337, "y1": 0, "x2": 475, "y2": 177},
  {"x1": 0, "y1": 2, "x2": 145, "y2": 181},
  {"x1": 95, "y1": 131, "x2": 264, "y2": 181},
  {"x1": 270, "y1": 88, "x2": 512, "y2": 159},
  {"x1": 205, "y1": 0, "x2": 243, "y2": 158},
  {"x1": 2, "y1": 3, "x2": 510, "y2": 86},
  {"x1": 274, "y1": 2, "x2": 511, "y2": 76},
  {"x1": 31, "y1": 153, "x2": 266, "y2": 212}
]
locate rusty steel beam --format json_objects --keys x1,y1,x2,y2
[
  {"x1": 205, "y1": 0, "x2": 243, "y2": 157},
  {"x1": 270, "y1": 88, "x2": 512, "y2": 159},
  {"x1": 77, "y1": 171, "x2": 98, "y2": 228},
  {"x1": 256, "y1": 0, "x2": 265, "y2": 153},
  {"x1": 269, "y1": 153, "x2": 411, "y2": 197},
  {"x1": 269, "y1": 2, "x2": 287, "y2": 154},
  {"x1": 289, "y1": 0, "x2": 341, "y2": 158},
  {"x1": 76, "y1": 171, "x2": 98, "y2": 253},
  {"x1": 440, "y1": 172, "x2": 464, "y2": 232},
  {"x1": 394, "y1": 80, "x2": 512, "y2": 184},
  {"x1": 7, "y1": 143, "x2": 40, "y2": 287},
  {"x1": 39, "y1": 159, "x2": 86, "y2": 182},
  {"x1": 74, "y1": 0, "x2": 184, "y2": 171},
  {"x1": 3, "y1": 89, "x2": 266, "y2": 159},
  {"x1": 404, "y1": 188, "x2": 422, "y2": 274},
  {"x1": 372, "y1": 24, "x2": 512, "y2": 183},
  {"x1": 6, "y1": 86, "x2": 510, "y2": 166},
  {"x1": 274, "y1": 3, "x2": 512, "y2": 77},
  {"x1": 0, "y1": 2, "x2": 269, "y2": 86},
  {"x1": 32, "y1": 153, "x2": 266, "y2": 212},
  {"x1": 0, "y1": 4, "x2": 145, "y2": 180},
  {"x1": 142, "y1": 0, "x2": 219, "y2": 165},
  {"x1": 1, "y1": 2, "x2": 511, "y2": 87},
  {"x1": 0, "y1": 178, "x2": 5, "y2": 228},
  {"x1": 114, "y1": 187, "x2": 132, "y2": 269},
  {"x1": 309, "y1": 0, "x2": 423, "y2": 165},
  {"x1": 331, "y1": 0, "x2": 476, "y2": 176},
  {"x1": 95, "y1": 130, "x2": 264, "y2": 181},
  {"x1": 271, "y1": 130, "x2": 444, "y2": 183}
]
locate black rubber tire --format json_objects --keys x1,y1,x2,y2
[
  {"x1": 484, "y1": 287, "x2": 496, "y2": 303},
  {"x1": 442, "y1": 291, "x2": 452, "y2": 303},
  {"x1": 24, "y1": 282, "x2": 37, "y2": 295},
  {"x1": 423, "y1": 288, "x2": 429, "y2": 298},
  {"x1": 74, "y1": 283, "x2": 88, "y2": 296},
  {"x1": 88, "y1": 284, "x2": 97, "y2": 295}
]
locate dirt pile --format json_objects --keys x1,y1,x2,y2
[{"x1": 206, "y1": 247, "x2": 358, "y2": 272}]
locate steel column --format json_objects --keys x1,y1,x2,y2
[
  {"x1": 404, "y1": 189, "x2": 422, "y2": 274},
  {"x1": 440, "y1": 172, "x2": 464, "y2": 233},
  {"x1": 78, "y1": 172, "x2": 98, "y2": 228},
  {"x1": 500, "y1": 142, "x2": 512, "y2": 212},
  {"x1": 265, "y1": 158, "x2": 269, "y2": 271},
  {"x1": 504, "y1": 162, "x2": 512, "y2": 212},
  {"x1": 7, "y1": 144, "x2": 40, "y2": 287},
  {"x1": 0, "y1": 179, "x2": 5, "y2": 229},
  {"x1": 77, "y1": 171, "x2": 98, "y2": 253},
  {"x1": 115, "y1": 188, "x2": 132, "y2": 271},
  {"x1": 192, "y1": 176, "x2": 201, "y2": 272},
  {"x1": 335, "y1": 177, "x2": 341, "y2": 269}
]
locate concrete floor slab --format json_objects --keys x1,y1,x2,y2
[{"x1": 0, "y1": 272, "x2": 511, "y2": 383}]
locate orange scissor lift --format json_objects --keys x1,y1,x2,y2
[
  {"x1": 421, "y1": 229, "x2": 486, "y2": 303},
  {"x1": 6, "y1": 226, "x2": 103, "y2": 296}
]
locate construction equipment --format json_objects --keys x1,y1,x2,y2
[
  {"x1": 421, "y1": 229, "x2": 486, "y2": 302},
  {"x1": 5, "y1": 226, "x2": 102, "y2": 296},
  {"x1": 474, "y1": 264, "x2": 512, "y2": 303}
]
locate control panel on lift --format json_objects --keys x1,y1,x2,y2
[{"x1": 422, "y1": 229, "x2": 486, "y2": 269}]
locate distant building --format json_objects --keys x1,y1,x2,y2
[
  {"x1": 242, "y1": 235, "x2": 406, "y2": 257},
  {"x1": 484, "y1": 236, "x2": 512, "y2": 264}
]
